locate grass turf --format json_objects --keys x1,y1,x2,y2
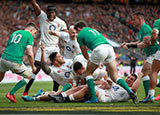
[{"x1": 0, "y1": 79, "x2": 160, "y2": 114}]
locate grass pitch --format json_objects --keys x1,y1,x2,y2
[{"x1": 0, "y1": 80, "x2": 160, "y2": 114}]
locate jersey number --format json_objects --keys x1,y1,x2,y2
[
  {"x1": 11, "y1": 34, "x2": 22, "y2": 44},
  {"x1": 89, "y1": 29, "x2": 100, "y2": 36}
]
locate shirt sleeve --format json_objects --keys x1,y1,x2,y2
[
  {"x1": 153, "y1": 20, "x2": 160, "y2": 33},
  {"x1": 59, "y1": 32, "x2": 69, "y2": 41},
  {"x1": 38, "y1": 10, "x2": 47, "y2": 23},
  {"x1": 27, "y1": 34, "x2": 34, "y2": 46},
  {"x1": 77, "y1": 34, "x2": 84, "y2": 46},
  {"x1": 60, "y1": 20, "x2": 67, "y2": 31},
  {"x1": 143, "y1": 27, "x2": 152, "y2": 38}
]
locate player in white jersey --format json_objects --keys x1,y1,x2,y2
[
  {"x1": 40, "y1": 44, "x2": 72, "y2": 86},
  {"x1": 23, "y1": 0, "x2": 68, "y2": 96},
  {"x1": 70, "y1": 61, "x2": 107, "y2": 87},
  {"x1": 48, "y1": 73, "x2": 140, "y2": 103},
  {"x1": 49, "y1": 25, "x2": 81, "y2": 60}
]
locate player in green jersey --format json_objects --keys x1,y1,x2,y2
[
  {"x1": 141, "y1": 9, "x2": 160, "y2": 102},
  {"x1": 74, "y1": 21, "x2": 138, "y2": 104},
  {"x1": 121, "y1": 12, "x2": 160, "y2": 102},
  {"x1": 0, "y1": 23, "x2": 38, "y2": 103}
]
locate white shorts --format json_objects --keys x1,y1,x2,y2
[
  {"x1": 89, "y1": 44, "x2": 116, "y2": 65},
  {"x1": 35, "y1": 46, "x2": 59, "y2": 61},
  {"x1": 146, "y1": 53, "x2": 156, "y2": 64},
  {"x1": 0, "y1": 58, "x2": 31, "y2": 78},
  {"x1": 154, "y1": 50, "x2": 160, "y2": 61}
]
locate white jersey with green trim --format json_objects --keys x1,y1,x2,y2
[{"x1": 38, "y1": 10, "x2": 67, "y2": 47}]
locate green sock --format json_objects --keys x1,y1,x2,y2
[
  {"x1": 117, "y1": 78, "x2": 132, "y2": 94},
  {"x1": 143, "y1": 79, "x2": 149, "y2": 97},
  {"x1": 62, "y1": 83, "x2": 72, "y2": 92},
  {"x1": 157, "y1": 79, "x2": 160, "y2": 87},
  {"x1": 86, "y1": 77, "x2": 97, "y2": 100},
  {"x1": 10, "y1": 79, "x2": 26, "y2": 95}
]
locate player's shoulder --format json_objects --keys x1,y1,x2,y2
[
  {"x1": 154, "y1": 19, "x2": 160, "y2": 24},
  {"x1": 55, "y1": 16, "x2": 66, "y2": 23}
]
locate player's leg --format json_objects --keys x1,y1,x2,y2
[
  {"x1": 53, "y1": 80, "x2": 60, "y2": 91},
  {"x1": 85, "y1": 61, "x2": 99, "y2": 102},
  {"x1": 106, "y1": 59, "x2": 132, "y2": 94},
  {"x1": 141, "y1": 61, "x2": 152, "y2": 97},
  {"x1": 23, "y1": 60, "x2": 41, "y2": 96},
  {"x1": 6, "y1": 63, "x2": 32, "y2": 103},
  {"x1": 0, "y1": 58, "x2": 7, "y2": 82},
  {"x1": 149, "y1": 59, "x2": 160, "y2": 97},
  {"x1": 0, "y1": 71, "x2": 5, "y2": 82}
]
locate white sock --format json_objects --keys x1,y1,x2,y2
[
  {"x1": 142, "y1": 76, "x2": 150, "y2": 81},
  {"x1": 148, "y1": 89, "x2": 155, "y2": 97},
  {"x1": 69, "y1": 94, "x2": 75, "y2": 101},
  {"x1": 35, "y1": 96, "x2": 40, "y2": 101},
  {"x1": 61, "y1": 92, "x2": 67, "y2": 97},
  {"x1": 86, "y1": 75, "x2": 93, "y2": 81}
]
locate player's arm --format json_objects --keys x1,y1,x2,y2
[
  {"x1": 131, "y1": 73, "x2": 142, "y2": 93},
  {"x1": 31, "y1": 0, "x2": 41, "y2": 16},
  {"x1": 151, "y1": 29, "x2": 159, "y2": 44},
  {"x1": 49, "y1": 30, "x2": 60, "y2": 37},
  {"x1": 40, "y1": 44, "x2": 51, "y2": 74},
  {"x1": 120, "y1": 41, "x2": 140, "y2": 50},
  {"x1": 80, "y1": 46, "x2": 89, "y2": 60},
  {"x1": 26, "y1": 45, "x2": 36, "y2": 73},
  {"x1": 137, "y1": 36, "x2": 151, "y2": 48}
]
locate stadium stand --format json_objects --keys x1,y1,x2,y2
[{"x1": 0, "y1": 0, "x2": 158, "y2": 65}]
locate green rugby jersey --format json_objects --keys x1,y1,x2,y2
[
  {"x1": 77, "y1": 27, "x2": 111, "y2": 50},
  {"x1": 138, "y1": 23, "x2": 158, "y2": 57},
  {"x1": 153, "y1": 19, "x2": 160, "y2": 50},
  {"x1": 2, "y1": 30, "x2": 34, "y2": 64}
]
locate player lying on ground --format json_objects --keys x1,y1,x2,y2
[{"x1": 22, "y1": 73, "x2": 140, "y2": 103}]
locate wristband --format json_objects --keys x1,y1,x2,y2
[{"x1": 127, "y1": 44, "x2": 137, "y2": 48}]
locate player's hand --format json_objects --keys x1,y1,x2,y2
[
  {"x1": 49, "y1": 30, "x2": 56, "y2": 35},
  {"x1": 120, "y1": 42, "x2": 128, "y2": 50},
  {"x1": 40, "y1": 43, "x2": 45, "y2": 52},
  {"x1": 32, "y1": 66, "x2": 37, "y2": 73},
  {"x1": 143, "y1": 36, "x2": 152, "y2": 45}
]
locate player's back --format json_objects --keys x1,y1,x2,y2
[{"x1": 2, "y1": 30, "x2": 33, "y2": 64}]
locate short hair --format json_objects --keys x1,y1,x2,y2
[
  {"x1": 132, "y1": 11, "x2": 144, "y2": 19},
  {"x1": 131, "y1": 73, "x2": 138, "y2": 80},
  {"x1": 73, "y1": 61, "x2": 83, "y2": 71},
  {"x1": 25, "y1": 22, "x2": 39, "y2": 31},
  {"x1": 74, "y1": 21, "x2": 87, "y2": 30},
  {"x1": 46, "y1": 5, "x2": 56, "y2": 13},
  {"x1": 49, "y1": 52, "x2": 57, "y2": 62}
]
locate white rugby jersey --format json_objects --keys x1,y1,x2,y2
[
  {"x1": 70, "y1": 68, "x2": 107, "y2": 86},
  {"x1": 49, "y1": 59, "x2": 73, "y2": 86},
  {"x1": 59, "y1": 32, "x2": 80, "y2": 59},
  {"x1": 96, "y1": 82, "x2": 130, "y2": 102},
  {"x1": 38, "y1": 11, "x2": 67, "y2": 47}
]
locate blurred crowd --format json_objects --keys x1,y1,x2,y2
[{"x1": 0, "y1": 1, "x2": 158, "y2": 65}]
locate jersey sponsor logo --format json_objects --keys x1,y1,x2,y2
[
  {"x1": 66, "y1": 46, "x2": 71, "y2": 51},
  {"x1": 112, "y1": 86, "x2": 119, "y2": 91},
  {"x1": 49, "y1": 24, "x2": 56, "y2": 30},
  {"x1": 64, "y1": 71, "x2": 70, "y2": 78}
]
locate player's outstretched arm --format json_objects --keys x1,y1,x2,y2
[
  {"x1": 40, "y1": 44, "x2": 51, "y2": 75},
  {"x1": 31, "y1": 0, "x2": 41, "y2": 16}
]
